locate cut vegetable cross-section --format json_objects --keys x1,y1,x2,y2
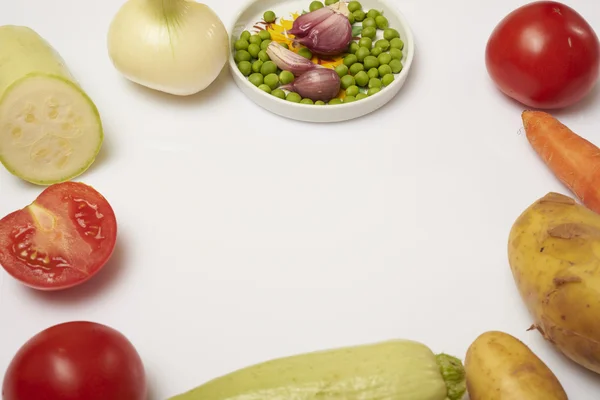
[
  {"x1": 0, "y1": 25, "x2": 103, "y2": 185},
  {"x1": 0, "y1": 181, "x2": 117, "y2": 290}
]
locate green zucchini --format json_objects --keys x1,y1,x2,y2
[
  {"x1": 168, "y1": 339, "x2": 466, "y2": 400},
  {"x1": 0, "y1": 25, "x2": 103, "y2": 185}
]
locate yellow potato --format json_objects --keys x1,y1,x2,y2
[
  {"x1": 465, "y1": 331, "x2": 568, "y2": 400},
  {"x1": 508, "y1": 192, "x2": 600, "y2": 374}
]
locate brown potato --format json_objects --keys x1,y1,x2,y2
[
  {"x1": 508, "y1": 192, "x2": 600, "y2": 374},
  {"x1": 465, "y1": 331, "x2": 568, "y2": 399}
]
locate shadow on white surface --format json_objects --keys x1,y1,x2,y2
[
  {"x1": 553, "y1": 84, "x2": 600, "y2": 119},
  {"x1": 542, "y1": 338, "x2": 600, "y2": 383},
  {"x1": 121, "y1": 66, "x2": 232, "y2": 107},
  {"x1": 79, "y1": 127, "x2": 115, "y2": 178},
  {"x1": 144, "y1": 373, "x2": 160, "y2": 400},
  {"x1": 22, "y1": 239, "x2": 127, "y2": 305},
  {"x1": 489, "y1": 79, "x2": 600, "y2": 118},
  {"x1": 367, "y1": 49, "x2": 420, "y2": 119}
]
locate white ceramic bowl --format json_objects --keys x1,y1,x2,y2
[{"x1": 228, "y1": 0, "x2": 415, "y2": 123}]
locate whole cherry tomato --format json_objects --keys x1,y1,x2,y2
[
  {"x1": 2, "y1": 321, "x2": 147, "y2": 400},
  {"x1": 486, "y1": 1, "x2": 600, "y2": 109}
]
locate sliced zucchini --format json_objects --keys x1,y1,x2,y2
[{"x1": 0, "y1": 25, "x2": 103, "y2": 185}]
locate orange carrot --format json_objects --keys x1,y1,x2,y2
[{"x1": 522, "y1": 110, "x2": 600, "y2": 214}]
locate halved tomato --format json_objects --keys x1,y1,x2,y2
[{"x1": 0, "y1": 181, "x2": 117, "y2": 290}]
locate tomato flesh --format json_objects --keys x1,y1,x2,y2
[
  {"x1": 0, "y1": 181, "x2": 117, "y2": 290},
  {"x1": 2, "y1": 321, "x2": 147, "y2": 400},
  {"x1": 485, "y1": 1, "x2": 600, "y2": 109}
]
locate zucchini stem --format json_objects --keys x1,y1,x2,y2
[{"x1": 435, "y1": 353, "x2": 467, "y2": 400}]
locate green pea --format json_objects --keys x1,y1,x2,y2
[
  {"x1": 390, "y1": 38, "x2": 404, "y2": 50},
  {"x1": 356, "y1": 93, "x2": 368, "y2": 100},
  {"x1": 235, "y1": 39, "x2": 249, "y2": 51},
  {"x1": 258, "y1": 50, "x2": 270, "y2": 62},
  {"x1": 271, "y1": 88, "x2": 286, "y2": 99},
  {"x1": 248, "y1": 43, "x2": 261, "y2": 58},
  {"x1": 375, "y1": 39, "x2": 390, "y2": 51},
  {"x1": 252, "y1": 60, "x2": 264, "y2": 73},
  {"x1": 378, "y1": 52, "x2": 392, "y2": 65},
  {"x1": 384, "y1": 28, "x2": 400, "y2": 41},
  {"x1": 354, "y1": 70, "x2": 369, "y2": 87},
  {"x1": 370, "y1": 46, "x2": 382, "y2": 57},
  {"x1": 353, "y1": 10, "x2": 366, "y2": 22},
  {"x1": 280, "y1": 70, "x2": 294, "y2": 84},
  {"x1": 349, "y1": 62, "x2": 364, "y2": 75},
  {"x1": 329, "y1": 98, "x2": 343, "y2": 105},
  {"x1": 258, "y1": 84, "x2": 271, "y2": 93},
  {"x1": 346, "y1": 85, "x2": 360, "y2": 96},
  {"x1": 286, "y1": 92, "x2": 302, "y2": 102},
  {"x1": 260, "y1": 61, "x2": 277, "y2": 76},
  {"x1": 368, "y1": 77, "x2": 382, "y2": 89},
  {"x1": 367, "y1": 87, "x2": 381, "y2": 96},
  {"x1": 248, "y1": 73, "x2": 264, "y2": 87},
  {"x1": 367, "y1": 68, "x2": 379, "y2": 79},
  {"x1": 237, "y1": 62, "x2": 252, "y2": 79},
  {"x1": 366, "y1": 9, "x2": 380, "y2": 19},
  {"x1": 240, "y1": 31, "x2": 251, "y2": 41},
  {"x1": 315, "y1": 100, "x2": 326, "y2": 105},
  {"x1": 325, "y1": 0, "x2": 339, "y2": 4},
  {"x1": 341, "y1": 75, "x2": 355, "y2": 89},
  {"x1": 356, "y1": 47, "x2": 370, "y2": 62},
  {"x1": 362, "y1": 17, "x2": 376, "y2": 29},
  {"x1": 382, "y1": 73, "x2": 395, "y2": 86},
  {"x1": 264, "y1": 73, "x2": 280, "y2": 89},
  {"x1": 363, "y1": 55, "x2": 379, "y2": 70},
  {"x1": 343, "y1": 54, "x2": 358, "y2": 67},
  {"x1": 260, "y1": 39, "x2": 272, "y2": 50},
  {"x1": 344, "y1": 95, "x2": 356, "y2": 103},
  {"x1": 249, "y1": 35, "x2": 262, "y2": 45},
  {"x1": 358, "y1": 37, "x2": 372, "y2": 49},
  {"x1": 259, "y1": 30, "x2": 272, "y2": 41},
  {"x1": 375, "y1": 15, "x2": 389, "y2": 29},
  {"x1": 300, "y1": 98, "x2": 314, "y2": 104},
  {"x1": 390, "y1": 48, "x2": 403, "y2": 60},
  {"x1": 234, "y1": 50, "x2": 251, "y2": 63},
  {"x1": 348, "y1": 1, "x2": 362, "y2": 12},
  {"x1": 349, "y1": 42, "x2": 360, "y2": 54},
  {"x1": 361, "y1": 26, "x2": 376, "y2": 39},
  {"x1": 378, "y1": 64, "x2": 392, "y2": 76},
  {"x1": 263, "y1": 11, "x2": 276, "y2": 23},
  {"x1": 280, "y1": 42, "x2": 289, "y2": 49},
  {"x1": 309, "y1": 1, "x2": 324, "y2": 11},
  {"x1": 389, "y1": 59, "x2": 403, "y2": 73},
  {"x1": 298, "y1": 47, "x2": 313, "y2": 59},
  {"x1": 348, "y1": 13, "x2": 355, "y2": 24},
  {"x1": 335, "y1": 64, "x2": 349, "y2": 77}
]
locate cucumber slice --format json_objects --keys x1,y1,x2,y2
[{"x1": 0, "y1": 25, "x2": 103, "y2": 185}]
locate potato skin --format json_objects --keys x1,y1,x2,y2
[
  {"x1": 508, "y1": 192, "x2": 600, "y2": 374},
  {"x1": 465, "y1": 331, "x2": 568, "y2": 400}
]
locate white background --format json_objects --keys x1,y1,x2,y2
[{"x1": 1, "y1": 0, "x2": 600, "y2": 398}]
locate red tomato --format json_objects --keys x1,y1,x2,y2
[
  {"x1": 2, "y1": 321, "x2": 147, "y2": 400},
  {"x1": 0, "y1": 181, "x2": 117, "y2": 291},
  {"x1": 485, "y1": 1, "x2": 600, "y2": 109}
]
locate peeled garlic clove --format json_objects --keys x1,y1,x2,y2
[
  {"x1": 287, "y1": 6, "x2": 334, "y2": 37},
  {"x1": 280, "y1": 68, "x2": 341, "y2": 102},
  {"x1": 266, "y1": 41, "x2": 323, "y2": 76},
  {"x1": 327, "y1": 2, "x2": 351, "y2": 17},
  {"x1": 294, "y1": 12, "x2": 352, "y2": 56}
]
